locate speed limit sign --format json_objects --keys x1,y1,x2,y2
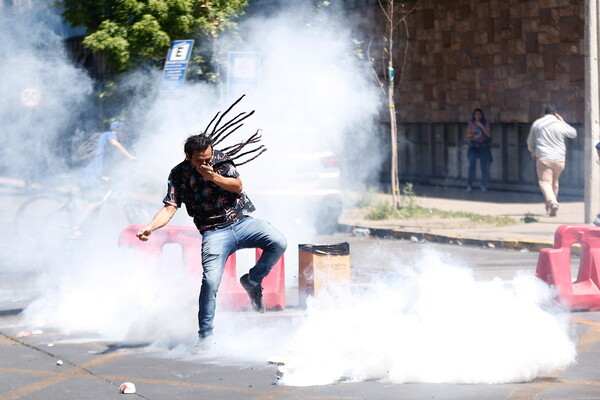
[{"x1": 19, "y1": 86, "x2": 43, "y2": 109}]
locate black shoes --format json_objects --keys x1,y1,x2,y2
[{"x1": 240, "y1": 273, "x2": 265, "y2": 313}]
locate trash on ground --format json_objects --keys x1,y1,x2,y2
[{"x1": 119, "y1": 382, "x2": 136, "y2": 394}]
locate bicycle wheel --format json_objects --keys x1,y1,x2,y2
[{"x1": 15, "y1": 195, "x2": 74, "y2": 251}]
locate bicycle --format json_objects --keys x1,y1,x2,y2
[{"x1": 14, "y1": 174, "x2": 156, "y2": 253}]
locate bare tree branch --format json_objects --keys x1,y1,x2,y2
[
  {"x1": 378, "y1": 0, "x2": 391, "y2": 22},
  {"x1": 367, "y1": 37, "x2": 387, "y2": 96}
]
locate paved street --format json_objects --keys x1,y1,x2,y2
[
  {"x1": 3, "y1": 177, "x2": 600, "y2": 399},
  {"x1": 2, "y1": 230, "x2": 600, "y2": 400}
]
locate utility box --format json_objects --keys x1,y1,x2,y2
[{"x1": 298, "y1": 242, "x2": 350, "y2": 308}]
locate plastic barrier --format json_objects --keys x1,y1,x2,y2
[
  {"x1": 217, "y1": 248, "x2": 286, "y2": 311},
  {"x1": 118, "y1": 225, "x2": 285, "y2": 311},
  {"x1": 535, "y1": 224, "x2": 600, "y2": 310}
]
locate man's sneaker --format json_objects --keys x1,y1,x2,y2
[
  {"x1": 240, "y1": 273, "x2": 265, "y2": 313},
  {"x1": 549, "y1": 202, "x2": 559, "y2": 217},
  {"x1": 466, "y1": 185, "x2": 473, "y2": 193},
  {"x1": 192, "y1": 334, "x2": 214, "y2": 353}
]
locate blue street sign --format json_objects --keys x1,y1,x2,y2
[{"x1": 161, "y1": 40, "x2": 194, "y2": 94}]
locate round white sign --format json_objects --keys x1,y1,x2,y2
[{"x1": 19, "y1": 86, "x2": 43, "y2": 109}]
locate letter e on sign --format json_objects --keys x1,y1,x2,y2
[
  {"x1": 20, "y1": 86, "x2": 42, "y2": 109},
  {"x1": 169, "y1": 42, "x2": 192, "y2": 62}
]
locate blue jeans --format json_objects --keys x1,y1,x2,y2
[
  {"x1": 198, "y1": 216, "x2": 287, "y2": 337},
  {"x1": 467, "y1": 145, "x2": 492, "y2": 188}
]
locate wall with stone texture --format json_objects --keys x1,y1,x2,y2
[{"x1": 352, "y1": 0, "x2": 585, "y2": 124}]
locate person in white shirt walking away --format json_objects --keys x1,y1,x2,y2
[{"x1": 527, "y1": 104, "x2": 577, "y2": 217}]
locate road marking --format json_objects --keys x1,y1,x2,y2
[
  {"x1": 506, "y1": 317, "x2": 600, "y2": 399},
  {"x1": 0, "y1": 367, "x2": 55, "y2": 377},
  {"x1": 0, "y1": 352, "x2": 125, "y2": 400},
  {"x1": 570, "y1": 317, "x2": 600, "y2": 326},
  {"x1": 3, "y1": 316, "x2": 600, "y2": 399},
  {"x1": 0, "y1": 365, "x2": 356, "y2": 399},
  {"x1": 99, "y1": 375, "x2": 358, "y2": 399}
]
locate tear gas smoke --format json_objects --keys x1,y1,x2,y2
[
  {"x1": 273, "y1": 250, "x2": 575, "y2": 386},
  {"x1": 172, "y1": 248, "x2": 574, "y2": 386},
  {"x1": 0, "y1": 6, "x2": 94, "y2": 181},
  {"x1": 0, "y1": 5, "x2": 94, "y2": 271}
]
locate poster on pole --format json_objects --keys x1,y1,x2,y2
[
  {"x1": 160, "y1": 40, "x2": 194, "y2": 95},
  {"x1": 227, "y1": 52, "x2": 261, "y2": 101}
]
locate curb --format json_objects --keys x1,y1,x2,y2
[{"x1": 341, "y1": 224, "x2": 554, "y2": 252}]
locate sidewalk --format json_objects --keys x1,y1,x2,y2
[{"x1": 339, "y1": 184, "x2": 588, "y2": 251}]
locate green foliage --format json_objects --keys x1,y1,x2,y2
[
  {"x1": 366, "y1": 201, "x2": 518, "y2": 227},
  {"x1": 354, "y1": 186, "x2": 380, "y2": 208},
  {"x1": 58, "y1": 0, "x2": 248, "y2": 71},
  {"x1": 364, "y1": 183, "x2": 519, "y2": 227},
  {"x1": 83, "y1": 21, "x2": 130, "y2": 68}
]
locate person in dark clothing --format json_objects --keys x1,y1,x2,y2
[{"x1": 466, "y1": 108, "x2": 492, "y2": 192}]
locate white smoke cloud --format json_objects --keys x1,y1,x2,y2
[
  {"x1": 274, "y1": 251, "x2": 575, "y2": 386},
  {"x1": 0, "y1": 6, "x2": 94, "y2": 180},
  {"x1": 22, "y1": 248, "x2": 199, "y2": 342},
  {"x1": 179, "y1": 248, "x2": 575, "y2": 386}
]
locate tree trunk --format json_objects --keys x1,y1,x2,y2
[
  {"x1": 388, "y1": 65, "x2": 400, "y2": 208},
  {"x1": 387, "y1": 1, "x2": 400, "y2": 208}
]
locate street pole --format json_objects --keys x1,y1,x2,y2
[{"x1": 585, "y1": 0, "x2": 600, "y2": 223}]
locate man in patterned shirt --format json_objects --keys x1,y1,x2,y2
[{"x1": 136, "y1": 134, "x2": 287, "y2": 343}]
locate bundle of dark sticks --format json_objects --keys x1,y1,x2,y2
[{"x1": 202, "y1": 94, "x2": 267, "y2": 166}]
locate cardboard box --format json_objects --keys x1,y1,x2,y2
[{"x1": 298, "y1": 242, "x2": 350, "y2": 307}]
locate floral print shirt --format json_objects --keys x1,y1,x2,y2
[{"x1": 163, "y1": 150, "x2": 255, "y2": 233}]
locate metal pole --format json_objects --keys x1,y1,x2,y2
[{"x1": 585, "y1": 0, "x2": 600, "y2": 223}]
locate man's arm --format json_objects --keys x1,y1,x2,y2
[
  {"x1": 561, "y1": 123, "x2": 578, "y2": 139},
  {"x1": 197, "y1": 165, "x2": 243, "y2": 194},
  {"x1": 136, "y1": 204, "x2": 178, "y2": 241},
  {"x1": 109, "y1": 138, "x2": 137, "y2": 160},
  {"x1": 554, "y1": 114, "x2": 577, "y2": 139}
]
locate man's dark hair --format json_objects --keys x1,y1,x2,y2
[
  {"x1": 184, "y1": 134, "x2": 213, "y2": 155},
  {"x1": 544, "y1": 104, "x2": 558, "y2": 115}
]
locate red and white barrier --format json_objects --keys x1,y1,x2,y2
[
  {"x1": 536, "y1": 224, "x2": 600, "y2": 311},
  {"x1": 118, "y1": 225, "x2": 285, "y2": 311}
]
